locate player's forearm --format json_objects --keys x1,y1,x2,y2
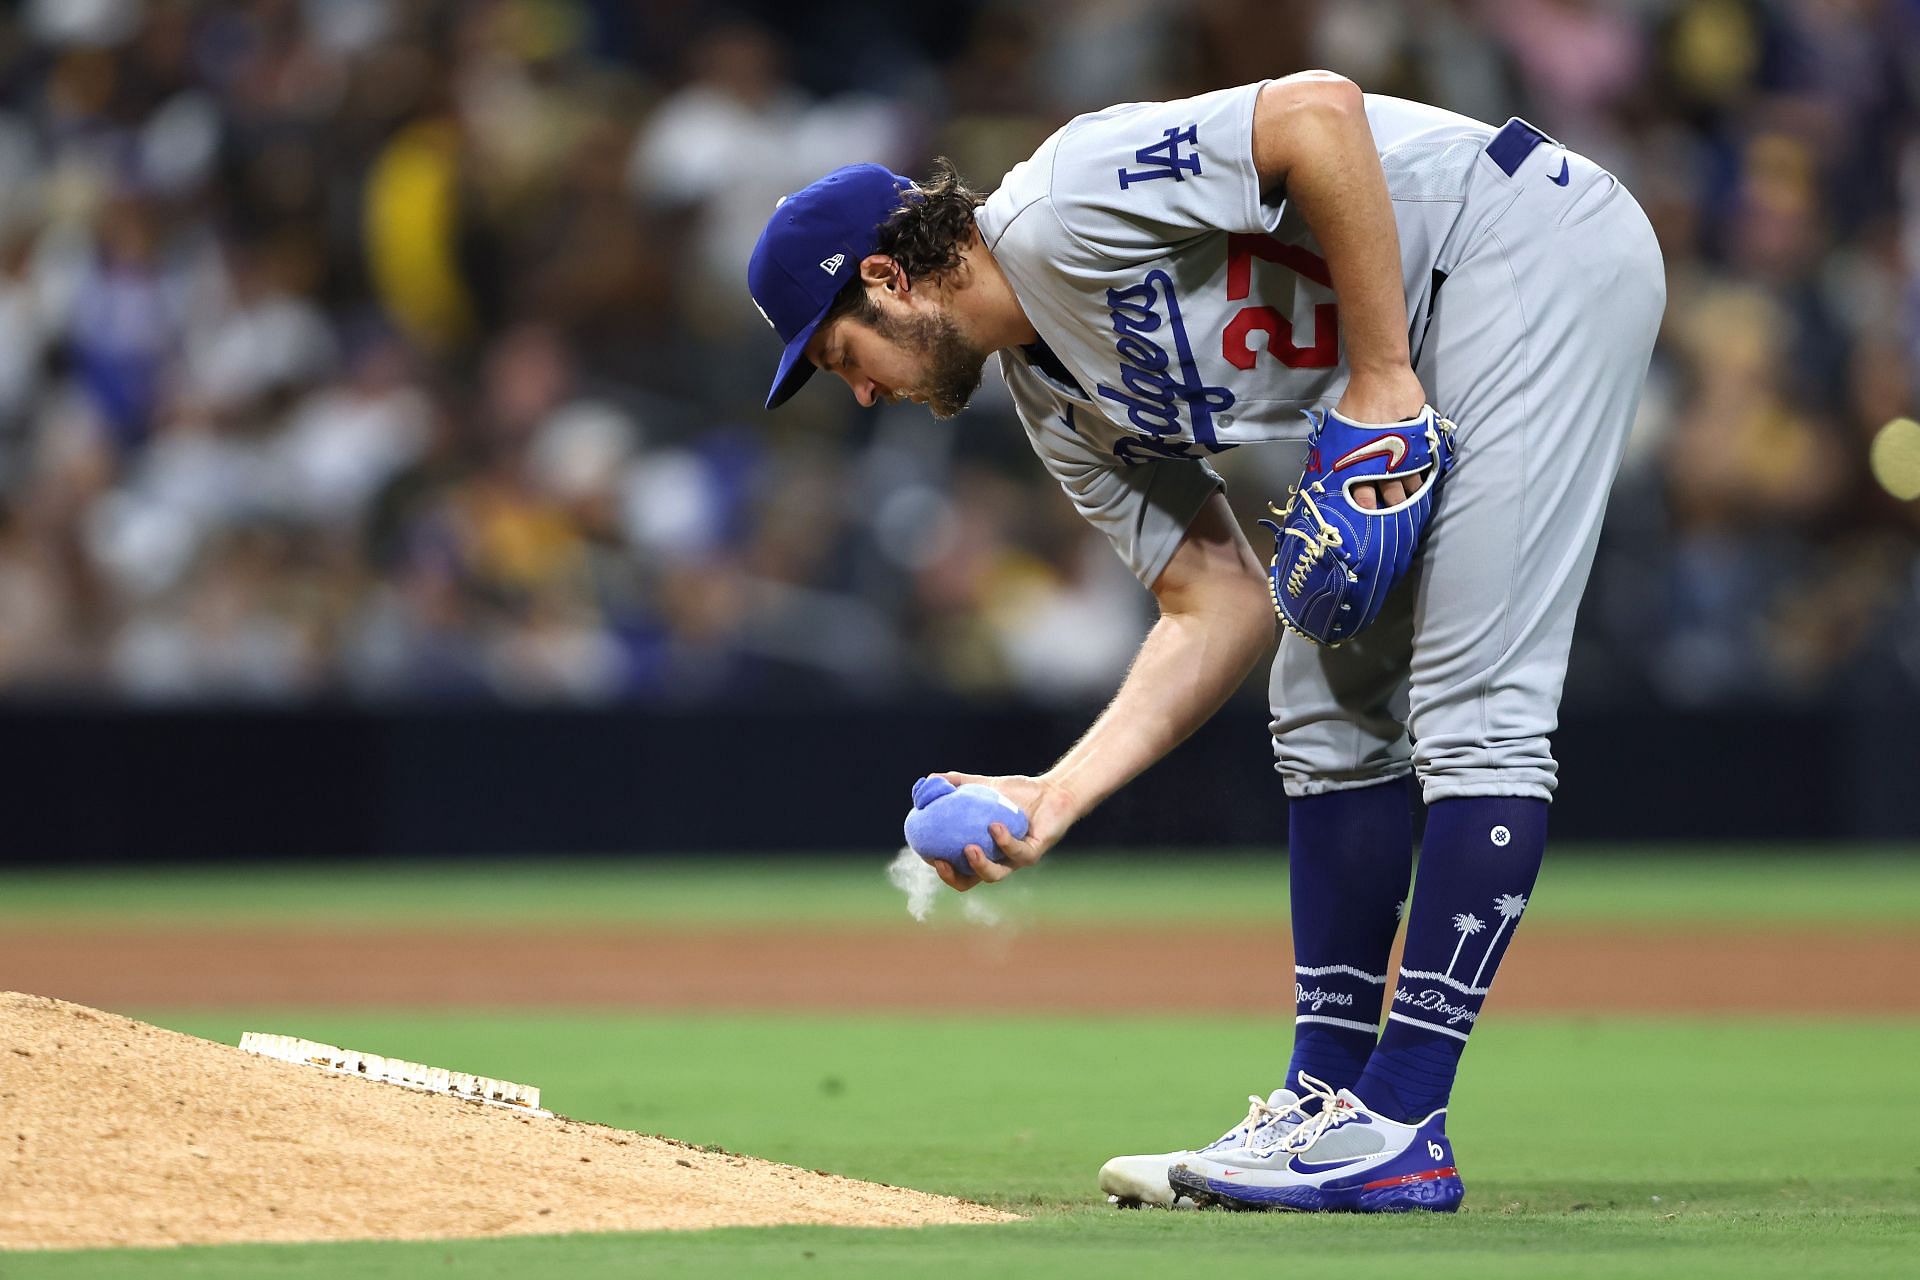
[
  {"x1": 1044, "y1": 584, "x2": 1272, "y2": 824},
  {"x1": 1255, "y1": 77, "x2": 1414, "y2": 388}
]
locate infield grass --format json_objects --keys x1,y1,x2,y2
[
  {"x1": 4, "y1": 852, "x2": 1918, "y2": 1277},
  {"x1": 9, "y1": 1014, "x2": 1920, "y2": 1278}
]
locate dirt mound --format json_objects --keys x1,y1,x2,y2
[{"x1": 0, "y1": 993, "x2": 1014, "y2": 1250}]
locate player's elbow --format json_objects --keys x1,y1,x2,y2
[
  {"x1": 1150, "y1": 494, "x2": 1274, "y2": 648},
  {"x1": 1156, "y1": 557, "x2": 1274, "y2": 643}
]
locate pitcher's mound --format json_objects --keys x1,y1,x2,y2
[{"x1": 0, "y1": 993, "x2": 1015, "y2": 1250}]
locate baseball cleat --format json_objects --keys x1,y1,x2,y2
[
  {"x1": 1099, "y1": 1087, "x2": 1306, "y2": 1208},
  {"x1": 1168, "y1": 1074, "x2": 1462, "y2": 1213}
]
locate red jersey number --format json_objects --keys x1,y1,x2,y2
[{"x1": 1221, "y1": 233, "x2": 1339, "y2": 371}]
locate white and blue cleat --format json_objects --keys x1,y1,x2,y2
[
  {"x1": 1168, "y1": 1075, "x2": 1463, "y2": 1213},
  {"x1": 1099, "y1": 1087, "x2": 1308, "y2": 1208}
]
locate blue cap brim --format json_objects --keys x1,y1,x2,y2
[{"x1": 765, "y1": 311, "x2": 828, "y2": 410}]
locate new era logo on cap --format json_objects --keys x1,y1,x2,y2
[{"x1": 749, "y1": 163, "x2": 914, "y2": 410}]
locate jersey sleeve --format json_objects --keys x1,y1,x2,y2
[
  {"x1": 1006, "y1": 367, "x2": 1225, "y2": 588},
  {"x1": 1047, "y1": 81, "x2": 1284, "y2": 259}
]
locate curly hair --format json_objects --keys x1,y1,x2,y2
[
  {"x1": 821, "y1": 158, "x2": 986, "y2": 329},
  {"x1": 877, "y1": 158, "x2": 987, "y2": 283}
]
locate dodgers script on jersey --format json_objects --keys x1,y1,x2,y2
[{"x1": 976, "y1": 82, "x2": 1511, "y2": 586}]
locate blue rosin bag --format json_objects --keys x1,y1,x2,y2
[{"x1": 903, "y1": 776, "x2": 1028, "y2": 871}]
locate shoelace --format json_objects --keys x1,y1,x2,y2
[
  {"x1": 1277, "y1": 1072, "x2": 1360, "y2": 1155},
  {"x1": 1215, "y1": 1091, "x2": 1311, "y2": 1152}
]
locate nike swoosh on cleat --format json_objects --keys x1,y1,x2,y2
[
  {"x1": 1286, "y1": 1154, "x2": 1373, "y2": 1175},
  {"x1": 1550, "y1": 158, "x2": 1570, "y2": 186}
]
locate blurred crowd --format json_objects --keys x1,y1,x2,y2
[{"x1": 0, "y1": 0, "x2": 1915, "y2": 708}]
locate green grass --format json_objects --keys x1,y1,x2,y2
[
  {"x1": 4, "y1": 847, "x2": 1919, "y2": 928},
  {"x1": 15, "y1": 1211, "x2": 1920, "y2": 1280},
  {"x1": 5, "y1": 852, "x2": 1918, "y2": 1275},
  {"x1": 7, "y1": 1013, "x2": 1919, "y2": 1277}
]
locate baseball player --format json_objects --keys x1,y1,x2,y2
[{"x1": 750, "y1": 72, "x2": 1664, "y2": 1212}]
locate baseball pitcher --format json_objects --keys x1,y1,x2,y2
[{"x1": 749, "y1": 72, "x2": 1664, "y2": 1212}]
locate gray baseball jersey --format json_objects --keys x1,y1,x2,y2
[{"x1": 975, "y1": 81, "x2": 1665, "y2": 802}]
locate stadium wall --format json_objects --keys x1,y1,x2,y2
[{"x1": 0, "y1": 702, "x2": 1909, "y2": 865}]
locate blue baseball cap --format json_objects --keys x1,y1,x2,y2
[{"x1": 749, "y1": 163, "x2": 914, "y2": 410}]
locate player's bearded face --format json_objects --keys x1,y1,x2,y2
[{"x1": 864, "y1": 304, "x2": 986, "y2": 420}]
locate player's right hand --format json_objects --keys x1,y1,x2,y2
[
  {"x1": 1336, "y1": 365, "x2": 1430, "y2": 511},
  {"x1": 926, "y1": 772, "x2": 1075, "y2": 891}
]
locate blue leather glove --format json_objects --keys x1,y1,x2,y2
[
  {"x1": 903, "y1": 776, "x2": 1028, "y2": 872},
  {"x1": 1259, "y1": 404, "x2": 1457, "y2": 646}
]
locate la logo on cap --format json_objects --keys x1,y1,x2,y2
[{"x1": 820, "y1": 253, "x2": 846, "y2": 274}]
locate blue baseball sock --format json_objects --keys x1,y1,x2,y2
[
  {"x1": 1352, "y1": 796, "x2": 1548, "y2": 1122},
  {"x1": 1285, "y1": 777, "x2": 1414, "y2": 1096}
]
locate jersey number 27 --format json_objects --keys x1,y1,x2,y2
[{"x1": 1221, "y1": 234, "x2": 1338, "y2": 370}]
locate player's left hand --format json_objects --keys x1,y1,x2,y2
[{"x1": 925, "y1": 771, "x2": 1074, "y2": 891}]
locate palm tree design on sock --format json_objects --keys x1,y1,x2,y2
[
  {"x1": 1444, "y1": 912, "x2": 1485, "y2": 979},
  {"x1": 1470, "y1": 893, "x2": 1529, "y2": 988}
]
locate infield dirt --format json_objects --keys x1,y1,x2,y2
[
  {"x1": 0, "y1": 993, "x2": 1015, "y2": 1250},
  {"x1": 3, "y1": 923, "x2": 1915, "y2": 1012}
]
